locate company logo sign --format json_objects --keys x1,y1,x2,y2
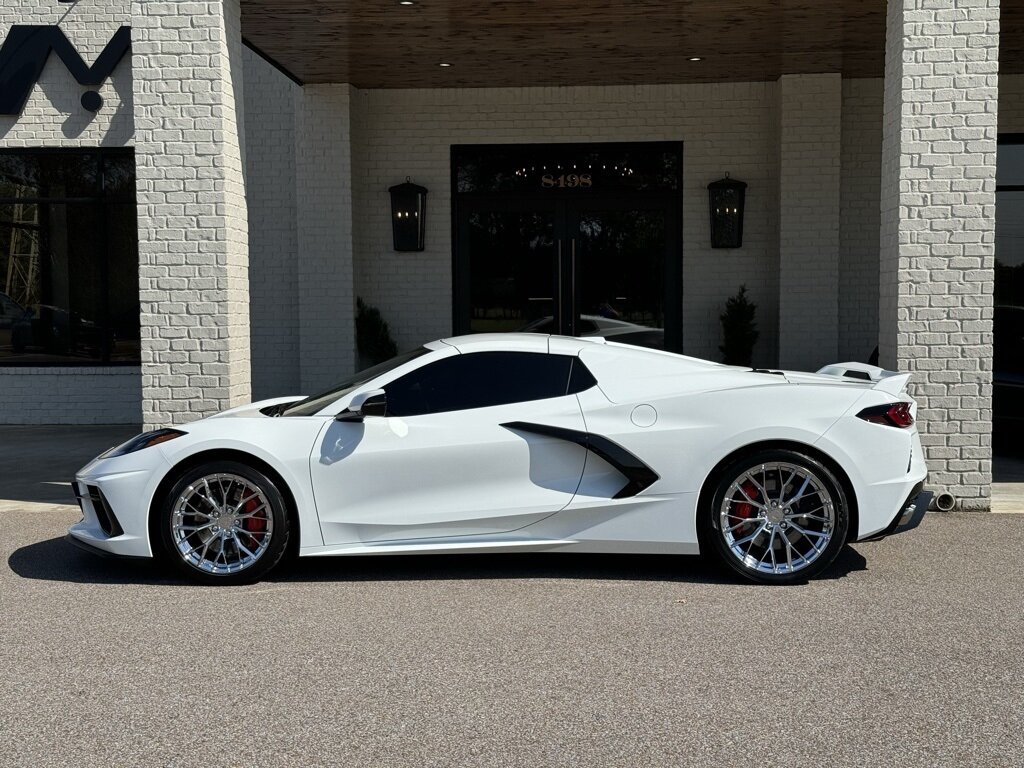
[{"x1": 0, "y1": 25, "x2": 130, "y2": 115}]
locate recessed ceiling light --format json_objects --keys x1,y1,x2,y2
[
  {"x1": 439, "y1": 62, "x2": 452, "y2": 67},
  {"x1": 689, "y1": 56, "x2": 702, "y2": 62},
  {"x1": 399, "y1": 1, "x2": 415, "y2": 5}
]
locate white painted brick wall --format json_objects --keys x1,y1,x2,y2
[
  {"x1": 350, "y1": 82, "x2": 782, "y2": 367},
  {"x1": 295, "y1": 84, "x2": 355, "y2": 392},
  {"x1": 0, "y1": 0, "x2": 138, "y2": 425},
  {"x1": 132, "y1": 0, "x2": 251, "y2": 429},
  {"x1": 242, "y1": 48, "x2": 300, "y2": 399},
  {"x1": 0, "y1": 367, "x2": 140, "y2": 424},
  {"x1": 839, "y1": 78, "x2": 884, "y2": 363},
  {"x1": 778, "y1": 74, "x2": 842, "y2": 371},
  {"x1": 880, "y1": 0, "x2": 999, "y2": 509}
]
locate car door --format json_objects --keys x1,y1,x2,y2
[{"x1": 310, "y1": 351, "x2": 591, "y2": 545}]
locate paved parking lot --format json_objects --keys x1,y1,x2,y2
[{"x1": 1, "y1": 426, "x2": 1023, "y2": 767}]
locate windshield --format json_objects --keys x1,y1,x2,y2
[{"x1": 280, "y1": 347, "x2": 431, "y2": 416}]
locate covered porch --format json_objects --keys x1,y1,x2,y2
[{"x1": 132, "y1": 0, "x2": 1010, "y2": 508}]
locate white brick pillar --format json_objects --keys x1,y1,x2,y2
[
  {"x1": 778, "y1": 73, "x2": 842, "y2": 371},
  {"x1": 133, "y1": 0, "x2": 251, "y2": 428},
  {"x1": 879, "y1": 0, "x2": 999, "y2": 509},
  {"x1": 294, "y1": 84, "x2": 355, "y2": 392}
]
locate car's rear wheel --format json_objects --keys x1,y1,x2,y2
[
  {"x1": 701, "y1": 449, "x2": 849, "y2": 585},
  {"x1": 158, "y1": 460, "x2": 290, "y2": 585}
]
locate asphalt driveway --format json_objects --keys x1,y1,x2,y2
[{"x1": 1, "y1": 426, "x2": 1022, "y2": 767}]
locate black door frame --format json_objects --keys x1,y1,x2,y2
[{"x1": 451, "y1": 141, "x2": 684, "y2": 352}]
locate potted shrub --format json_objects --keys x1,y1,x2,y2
[
  {"x1": 719, "y1": 285, "x2": 758, "y2": 366},
  {"x1": 356, "y1": 297, "x2": 398, "y2": 368}
]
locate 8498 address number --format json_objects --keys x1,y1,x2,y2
[{"x1": 540, "y1": 173, "x2": 593, "y2": 189}]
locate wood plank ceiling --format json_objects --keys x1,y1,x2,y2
[{"x1": 240, "y1": 0, "x2": 1022, "y2": 88}]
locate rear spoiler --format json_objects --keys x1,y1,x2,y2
[{"x1": 815, "y1": 362, "x2": 912, "y2": 396}]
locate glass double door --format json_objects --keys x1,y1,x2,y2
[{"x1": 454, "y1": 197, "x2": 681, "y2": 351}]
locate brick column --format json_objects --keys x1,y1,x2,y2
[
  {"x1": 778, "y1": 73, "x2": 842, "y2": 371},
  {"x1": 294, "y1": 84, "x2": 355, "y2": 393},
  {"x1": 879, "y1": 0, "x2": 999, "y2": 509},
  {"x1": 133, "y1": 0, "x2": 251, "y2": 428}
]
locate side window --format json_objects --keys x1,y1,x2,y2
[
  {"x1": 567, "y1": 357, "x2": 597, "y2": 394},
  {"x1": 386, "y1": 351, "x2": 577, "y2": 417}
]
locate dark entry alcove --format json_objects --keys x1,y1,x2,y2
[{"x1": 451, "y1": 141, "x2": 683, "y2": 352}]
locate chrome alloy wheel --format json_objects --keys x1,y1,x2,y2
[
  {"x1": 170, "y1": 473, "x2": 273, "y2": 574},
  {"x1": 718, "y1": 461, "x2": 835, "y2": 576}
]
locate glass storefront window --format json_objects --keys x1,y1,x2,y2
[
  {"x1": 453, "y1": 142, "x2": 683, "y2": 351},
  {"x1": 0, "y1": 149, "x2": 139, "y2": 366},
  {"x1": 994, "y1": 138, "x2": 1024, "y2": 446}
]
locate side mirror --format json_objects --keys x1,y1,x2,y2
[{"x1": 335, "y1": 389, "x2": 387, "y2": 422}]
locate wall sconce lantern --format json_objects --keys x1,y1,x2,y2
[
  {"x1": 389, "y1": 177, "x2": 427, "y2": 251},
  {"x1": 707, "y1": 174, "x2": 747, "y2": 249}
]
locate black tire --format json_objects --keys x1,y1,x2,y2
[
  {"x1": 157, "y1": 460, "x2": 291, "y2": 585},
  {"x1": 700, "y1": 448, "x2": 849, "y2": 585}
]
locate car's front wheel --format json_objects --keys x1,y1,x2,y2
[
  {"x1": 701, "y1": 449, "x2": 849, "y2": 585},
  {"x1": 158, "y1": 460, "x2": 290, "y2": 585}
]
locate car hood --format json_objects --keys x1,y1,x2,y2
[{"x1": 207, "y1": 395, "x2": 305, "y2": 419}]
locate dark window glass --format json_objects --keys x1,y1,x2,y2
[
  {"x1": 0, "y1": 149, "x2": 138, "y2": 366},
  {"x1": 385, "y1": 351, "x2": 575, "y2": 416},
  {"x1": 454, "y1": 142, "x2": 682, "y2": 195},
  {"x1": 525, "y1": 317, "x2": 596, "y2": 335},
  {"x1": 567, "y1": 358, "x2": 598, "y2": 394},
  {"x1": 281, "y1": 347, "x2": 431, "y2": 417},
  {"x1": 995, "y1": 139, "x2": 1024, "y2": 442},
  {"x1": 468, "y1": 209, "x2": 557, "y2": 334}
]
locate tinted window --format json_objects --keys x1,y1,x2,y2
[
  {"x1": 281, "y1": 347, "x2": 431, "y2": 416},
  {"x1": 0, "y1": 149, "x2": 138, "y2": 366},
  {"x1": 386, "y1": 351, "x2": 581, "y2": 416},
  {"x1": 567, "y1": 357, "x2": 598, "y2": 394}
]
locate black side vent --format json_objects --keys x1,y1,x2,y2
[
  {"x1": 501, "y1": 421, "x2": 659, "y2": 499},
  {"x1": 87, "y1": 486, "x2": 124, "y2": 538}
]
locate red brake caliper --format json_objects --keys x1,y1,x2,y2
[
  {"x1": 734, "y1": 481, "x2": 760, "y2": 528},
  {"x1": 242, "y1": 498, "x2": 265, "y2": 536}
]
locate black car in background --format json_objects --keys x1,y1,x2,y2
[{"x1": 0, "y1": 292, "x2": 24, "y2": 352}]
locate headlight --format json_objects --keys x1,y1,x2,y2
[{"x1": 100, "y1": 428, "x2": 187, "y2": 458}]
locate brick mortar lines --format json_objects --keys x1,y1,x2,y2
[
  {"x1": 778, "y1": 73, "x2": 842, "y2": 371},
  {"x1": 132, "y1": 0, "x2": 251, "y2": 428},
  {"x1": 880, "y1": 0, "x2": 999, "y2": 509}
]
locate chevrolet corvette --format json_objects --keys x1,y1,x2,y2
[{"x1": 67, "y1": 334, "x2": 930, "y2": 585}]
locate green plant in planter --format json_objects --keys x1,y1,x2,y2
[
  {"x1": 719, "y1": 285, "x2": 759, "y2": 366},
  {"x1": 356, "y1": 297, "x2": 398, "y2": 366}
]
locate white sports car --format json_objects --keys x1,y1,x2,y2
[{"x1": 67, "y1": 334, "x2": 930, "y2": 585}]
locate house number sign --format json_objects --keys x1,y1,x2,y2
[{"x1": 540, "y1": 173, "x2": 593, "y2": 189}]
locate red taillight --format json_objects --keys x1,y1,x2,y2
[{"x1": 857, "y1": 402, "x2": 914, "y2": 428}]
